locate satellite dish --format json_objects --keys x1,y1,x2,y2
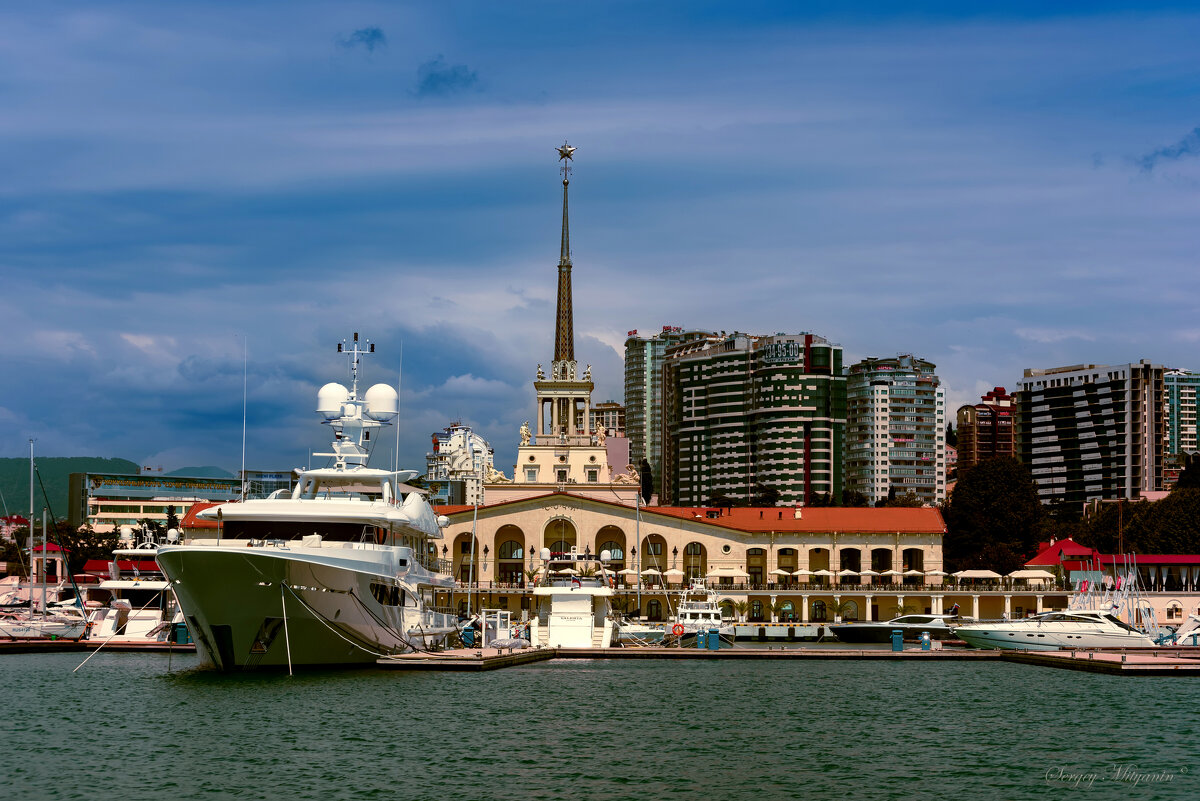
[
  {"x1": 316, "y1": 383, "x2": 350, "y2": 419},
  {"x1": 363, "y1": 384, "x2": 399, "y2": 421}
]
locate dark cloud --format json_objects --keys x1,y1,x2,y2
[
  {"x1": 1137, "y1": 127, "x2": 1200, "y2": 172},
  {"x1": 414, "y1": 55, "x2": 479, "y2": 97},
  {"x1": 341, "y1": 26, "x2": 387, "y2": 52}
]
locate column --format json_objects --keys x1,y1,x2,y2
[
  {"x1": 537, "y1": 398, "x2": 545, "y2": 438},
  {"x1": 865, "y1": 595, "x2": 874, "y2": 621},
  {"x1": 1004, "y1": 595, "x2": 1012, "y2": 618},
  {"x1": 551, "y1": 396, "x2": 559, "y2": 435},
  {"x1": 801, "y1": 595, "x2": 809, "y2": 623},
  {"x1": 1035, "y1": 594, "x2": 1043, "y2": 614},
  {"x1": 770, "y1": 594, "x2": 778, "y2": 623},
  {"x1": 833, "y1": 594, "x2": 841, "y2": 623},
  {"x1": 972, "y1": 594, "x2": 980, "y2": 620},
  {"x1": 583, "y1": 397, "x2": 591, "y2": 436}
]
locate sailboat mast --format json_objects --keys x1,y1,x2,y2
[{"x1": 28, "y1": 439, "x2": 34, "y2": 621}]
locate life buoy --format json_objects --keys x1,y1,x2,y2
[
  {"x1": 672, "y1": 623, "x2": 685, "y2": 636},
  {"x1": 510, "y1": 627, "x2": 522, "y2": 639}
]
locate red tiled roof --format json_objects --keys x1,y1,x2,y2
[
  {"x1": 436, "y1": 494, "x2": 946, "y2": 534},
  {"x1": 1025, "y1": 538, "x2": 1100, "y2": 567}
]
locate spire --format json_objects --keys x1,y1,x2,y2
[{"x1": 554, "y1": 141, "x2": 576, "y2": 364}]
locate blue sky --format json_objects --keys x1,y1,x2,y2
[{"x1": 1, "y1": 2, "x2": 1198, "y2": 475}]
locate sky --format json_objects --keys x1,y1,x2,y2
[{"x1": 1, "y1": 1, "x2": 1198, "y2": 477}]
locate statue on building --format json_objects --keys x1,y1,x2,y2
[
  {"x1": 612, "y1": 464, "x2": 640, "y2": 484},
  {"x1": 536, "y1": 363, "x2": 544, "y2": 380},
  {"x1": 596, "y1": 426, "x2": 607, "y2": 446},
  {"x1": 520, "y1": 420, "x2": 532, "y2": 446},
  {"x1": 584, "y1": 364, "x2": 592, "y2": 380},
  {"x1": 485, "y1": 465, "x2": 511, "y2": 483}
]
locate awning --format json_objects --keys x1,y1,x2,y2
[
  {"x1": 1007, "y1": 569, "x2": 1056, "y2": 580},
  {"x1": 706, "y1": 567, "x2": 750, "y2": 578},
  {"x1": 953, "y1": 569, "x2": 1002, "y2": 579}
]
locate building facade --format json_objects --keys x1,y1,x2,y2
[
  {"x1": 426, "y1": 424, "x2": 496, "y2": 505},
  {"x1": 68, "y1": 472, "x2": 241, "y2": 533},
  {"x1": 956, "y1": 386, "x2": 1015, "y2": 473},
  {"x1": 661, "y1": 332, "x2": 845, "y2": 506},
  {"x1": 1015, "y1": 361, "x2": 1165, "y2": 508},
  {"x1": 589, "y1": 401, "x2": 626, "y2": 439},
  {"x1": 1165, "y1": 369, "x2": 1199, "y2": 458},
  {"x1": 624, "y1": 326, "x2": 717, "y2": 485},
  {"x1": 844, "y1": 355, "x2": 946, "y2": 506}
]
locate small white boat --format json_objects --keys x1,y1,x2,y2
[
  {"x1": 0, "y1": 608, "x2": 88, "y2": 641},
  {"x1": 669, "y1": 581, "x2": 735, "y2": 644},
  {"x1": 531, "y1": 548, "x2": 618, "y2": 648}
]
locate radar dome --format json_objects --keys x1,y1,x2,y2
[
  {"x1": 316, "y1": 383, "x2": 350, "y2": 420},
  {"x1": 363, "y1": 384, "x2": 399, "y2": 421}
]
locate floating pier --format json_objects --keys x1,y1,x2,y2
[
  {"x1": 1002, "y1": 647, "x2": 1200, "y2": 675},
  {"x1": 0, "y1": 639, "x2": 195, "y2": 655}
]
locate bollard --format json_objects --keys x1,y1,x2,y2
[
  {"x1": 891, "y1": 629, "x2": 903, "y2": 652},
  {"x1": 920, "y1": 631, "x2": 931, "y2": 651},
  {"x1": 696, "y1": 630, "x2": 706, "y2": 649},
  {"x1": 708, "y1": 628, "x2": 721, "y2": 651}
]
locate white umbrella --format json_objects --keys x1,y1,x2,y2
[
  {"x1": 552, "y1": 568, "x2": 579, "y2": 576},
  {"x1": 769, "y1": 568, "x2": 792, "y2": 576},
  {"x1": 954, "y1": 569, "x2": 1002, "y2": 579},
  {"x1": 792, "y1": 569, "x2": 814, "y2": 576},
  {"x1": 663, "y1": 569, "x2": 686, "y2": 578},
  {"x1": 1007, "y1": 569, "x2": 1055, "y2": 580},
  {"x1": 617, "y1": 568, "x2": 639, "y2": 576},
  {"x1": 812, "y1": 569, "x2": 835, "y2": 577},
  {"x1": 640, "y1": 568, "x2": 662, "y2": 576},
  {"x1": 836, "y1": 569, "x2": 859, "y2": 576},
  {"x1": 925, "y1": 569, "x2": 948, "y2": 576},
  {"x1": 707, "y1": 567, "x2": 750, "y2": 578},
  {"x1": 858, "y1": 569, "x2": 880, "y2": 576},
  {"x1": 903, "y1": 569, "x2": 925, "y2": 576}
]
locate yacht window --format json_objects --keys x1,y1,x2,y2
[{"x1": 1103, "y1": 614, "x2": 1138, "y2": 632}]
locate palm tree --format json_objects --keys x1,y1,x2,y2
[{"x1": 733, "y1": 600, "x2": 749, "y2": 622}]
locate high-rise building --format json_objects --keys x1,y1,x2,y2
[
  {"x1": 1164, "y1": 369, "x2": 1199, "y2": 457},
  {"x1": 661, "y1": 332, "x2": 845, "y2": 506},
  {"x1": 426, "y1": 424, "x2": 495, "y2": 505},
  {"x1": 844, "y1": 355, "x2": 946, "y2": 506},
  {"x1": 956, "y1": 387, "x2": 1015, "y2": 472},
  {"x1": 624, "y1": 326, "x2": 716, "y2": 484},
  {"x1": 1015, "y1": 361, "x2": 1165, "y2": 507},
  {"x1": 589, "y1": 401, "x2": 626, "y2": 438}
]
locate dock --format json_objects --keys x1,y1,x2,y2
[
  {"x1": 0, "y1": 639, "x2": 195, "y2": 655},
  {"x1": 1002, "y1": 647, "x2": 1200, "y2": 675}
]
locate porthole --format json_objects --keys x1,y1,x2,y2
[{"x1": 722, "y1": 545, "x2": 731, "y2": 554}]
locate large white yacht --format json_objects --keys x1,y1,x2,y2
[
  {"x1": 954, "y1": 610, "x2": 1156, "y2": 651},
  {"x1": 155, "y1": 335, "x2": 458, "y2": 670}
]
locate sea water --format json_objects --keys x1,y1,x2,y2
[{"x1": 4, "y1": 651, "x2": 1199, "y2": 800}]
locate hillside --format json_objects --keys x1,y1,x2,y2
[{"x1": 0, "y1": 457, "x2": 139, "y2": 520}]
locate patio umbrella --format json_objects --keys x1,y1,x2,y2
[
  {"x1": 812, "y1": 569, "x2": 835, "y2": 577},
  {"x1": 552, "y1": 568, "x2": 579, "y2": 575},
  {"x1": 663, "y1": 569, "x2": 686, "y2": 578},
  {"x1": 858, "y1": 569, "x2": 879, "y2": 576},
  {"x1": 640, "y1": 568, "x2": 662, "y2": 576},
  {"x1": 1007, "y1": 569, "x2": 1055, "y2": 580},
  {"x1": 707, "y1": 567, "x2": 750, "y2": 578},
  {"x1": 792, "y1": 569, "x2": 814, "y2": 576},
  {"x1": 881, "y1": 570, "x2": 903, "y2": 576},
  {"x1": 836, "y1": 569, "x2": 859, "y2": 576},
  {"x1": 769, "y1": 568, "x2": 792, "y2": 576},
  {"x1": 925, "y1": 569, "x2": 948, "y2": 576},
  {"x1": 953, "y1": 569, "x2": 1001, "y2": 579},
  {"x1": 903, "y1": 569, "x2": 925, "y2": 576}
]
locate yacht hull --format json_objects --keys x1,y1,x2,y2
[
  {"x1": 156, "y1": 546, "x2": 455, "y2": 671},
  {"x1": 955, "y1": 626, "x2": 1156, "y2": 651}
]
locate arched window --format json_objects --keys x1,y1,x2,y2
[
  {"x1": 750, "y1": 600, "x2": 765, "y2": 622},
  {"x1": 683, "y1": 542, "x2": 707, "y2": 580},
  {"x1": 747, "y1": 548, "x2": 766, "y2": 586},
  {"x1": 599, "y1": 541, "x2": 624, "y2": 560},
  {"x1": 777, "y1": 600, "x2": 796, "y2": 622},
  {"x1": 811, "y1": 600, "x2": 828, "y2": 622},
  {"x1": 498, "y1": 540, "x2": 523, "y2": 559}
]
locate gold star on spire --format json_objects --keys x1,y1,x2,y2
[{"x1": 556, "y1": 142, "x2": 576, "y2": 161}]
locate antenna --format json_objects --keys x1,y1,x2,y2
[
  {"x1": 395, "y1": 342, "x2": 403, "y2": 476},
  {"x1": 241, "y1": 337, "x2": 248, "y2": 500}
]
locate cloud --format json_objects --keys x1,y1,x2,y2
[
  {"x1": 340, "y1": 26, "x2": 387, "y2": 53},
  {"x1": 414, "y1": 55, "x2": 479, "y2": 97},
  {"x1": 1138, "y1": 127, "x2": 1200, "y2": 172},
  {"x1": 1014, "y1": 328, "x2": 1096, "y2": 344}
]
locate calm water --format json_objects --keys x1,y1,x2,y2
[{"x1": 5, "y1": 651, "x2": 1200, "y2": 800}]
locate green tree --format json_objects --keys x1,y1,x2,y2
[
  {"x1": 942, "y1": 458, "x2": 1046, "y2": 573},
  {"x1": 165, "y1": 505, "x2": 179, "y2": 532},
  {"x1": 881, "y1": 489, "x2": 924, "y2": 508},
  {"x1": 945, "y1": 422, "x2": 957, "y2": 447},
  {"x1": 1175, "y1": 454, "x2": 1200, "y2": 491},
  {"x1": 1116, "y1": 490, "x2": 1200, "y2": 553},
  {"x1": 752, "y1": 483, "x2": 780, "y2": 507},
  {"x1": 842, "y1": 489, "x2": 870, "y2": 508},
  {"x1": 807, "y1": 492, "x2": 837, "y2": 507}
]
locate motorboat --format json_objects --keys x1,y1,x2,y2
[
  {"x1": 954, "y1": 610, "x2": 1157, "y2": 651},
  {"x1": 954, "y1": 566, "x2": 1160, "y2": 651},
  {"x1": 531, "y1": 548, "x2": 617, "y2": 648},
  {"x1": 81, "y1": 548, "x2": 187, "y2": 645},
  {"x1": 155, "y1": 334, "x2": 458, "y2": 670},
  {"x1": 669, "y1": 580, "x2": 735, "y2": 645},
  {"x1": 830, "y1": 610, "x2": 968, "y2": 643},
  {"x1": 0, "y1": 607, "x2": 88, "y2": 640}
]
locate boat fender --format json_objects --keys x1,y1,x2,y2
[{"x1": 672, "y1": 624, "x2": 685, "y2": 636}]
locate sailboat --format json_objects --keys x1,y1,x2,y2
[{"x1": 0, "y1": 441, "x2": 88, "y2": 641}]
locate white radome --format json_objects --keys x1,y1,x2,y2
[
  {"x1": 316, "y1": 382, "x2": 349, "y2": 419},
  {"x1": 363, "y1": 383, "x2": 399, "y2": 420}
]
